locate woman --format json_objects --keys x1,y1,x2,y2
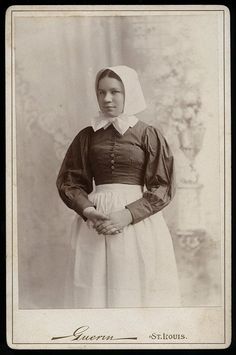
[{"x1": 57, "y1": 65, "x2": 181, "y2": 308}]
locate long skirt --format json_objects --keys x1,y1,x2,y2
[{"x1": 64, "y1": 184, "x2": 181, "y2": 308}]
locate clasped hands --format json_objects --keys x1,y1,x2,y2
[{"x1": 83, "y1": 207, "x2": 133, "y2": 236}]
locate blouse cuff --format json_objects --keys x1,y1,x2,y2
[
  {"x1": 71, "y1": 193, "x2": 95, "y2": 221},
  {"x1": 125, "y1": 197, "x2": 153, "y2": 224}
]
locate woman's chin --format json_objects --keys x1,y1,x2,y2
[{"x1": 102, "y1": 111, "x2": 117, "y2": 118}]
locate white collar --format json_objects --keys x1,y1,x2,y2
[{"x1": 91, "y1": 112, "x2": 138, "y2": 135}]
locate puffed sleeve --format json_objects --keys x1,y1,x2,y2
[
  {"x1": 56, "y1": 127, "x2": 95, "y2": 220},
  {"x1": 125, "y1": 126, "x2": 175, "y2": 224}
]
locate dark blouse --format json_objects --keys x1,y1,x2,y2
[{"x1": 56, "y1": 120, "x2": 175, "y2": 224}]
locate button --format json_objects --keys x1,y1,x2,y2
[
  {"x1": 111, "y1": 166, "x2": 115, "y2": 169},
  {"x1": 111, "y1": 159, "x2": 115, "y2": 164},
  {"x1": 110, "y1": 153, "x2": 115, "y2": 157}
]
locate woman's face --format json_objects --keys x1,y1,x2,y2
[{"x1": 97, "y1": 76, "x2": 125, "y2": 117}]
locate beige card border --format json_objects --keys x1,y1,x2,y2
[{"x1": 6, "y1": 4, "x2": 231, "y2": 350}]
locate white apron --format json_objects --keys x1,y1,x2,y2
[{"x1": 64, "y1": 184, "x2": 181, "y2": 308}]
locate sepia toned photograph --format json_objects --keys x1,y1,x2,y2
[{"x1": 6, "y1": 5, "x2": 231, "y2": 349}]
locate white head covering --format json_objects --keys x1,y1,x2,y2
[{"x1": 91, "y1": 65, "x2": 146, "y2": 135}]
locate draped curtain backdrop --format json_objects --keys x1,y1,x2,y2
[{"x1": 15, "y1": 13, "x2": 222, "y2": 308}]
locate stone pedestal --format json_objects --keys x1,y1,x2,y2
[{"x1": 176, "y1": 183, "x2": 206, "y2": 252}]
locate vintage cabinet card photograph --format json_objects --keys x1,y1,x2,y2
[{"x1": 6, "y1": 5, "x2": 231, "y2": 349}]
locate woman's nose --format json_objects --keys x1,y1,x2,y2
[{"x1": 104, "y1": 92, "x2": 112, "y2": 102}]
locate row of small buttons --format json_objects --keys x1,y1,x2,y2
[{"x1": 111, "y1": 135, "x2": 116, "y2": 172}]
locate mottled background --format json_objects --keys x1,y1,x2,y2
[{"x1": 14, "y1": 12, "x2": 223, "y2": 308}]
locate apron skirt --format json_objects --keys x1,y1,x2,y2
[{"x1": 64, "y1": 184, "x2": 181, "y2": 308}]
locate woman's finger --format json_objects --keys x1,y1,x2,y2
[
  {"x1": 96, "y1": 225, "x2": 111, "y2": 234},
  {"x1": 96, "y1": 221, "x2": 114, "y2": 233},
  {"x1": 97, "y1": 223, "x2": 115, "y2": 234},
  {"x1": 110, "y1": 228, "x2": 122, "y2": 235},
  {"x1": 105, "y1": 227, "x2": 123, "y2": 236},
  {"x1": 93, "y1": 220, "x2": 103, "y2": 229},
  {"x1": 98, "y1": 225, "x2": 115, "y2": 235},
  {"x1": 101, "y1": 225, "x2": 121, "y2": 235},
  {"x1": 94, "y1": 219, "x2": 111, "y2": 229}
]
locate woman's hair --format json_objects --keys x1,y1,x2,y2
[{"x1": 97, "y1": 69, "x2": 122, "y2": 89}]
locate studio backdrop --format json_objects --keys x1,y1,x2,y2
[{"x1": 15, "y1": 13, "x2": 222, "y2": 308}]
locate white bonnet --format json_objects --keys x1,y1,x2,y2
[{"x1": 95, "y1": 65, "x2": 146, "y2": 116}]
